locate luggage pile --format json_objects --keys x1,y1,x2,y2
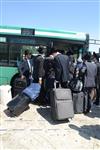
[
  {"x1": 7, "y1": 83, "x2": 41, "y2": 117},
  {"x1": 6, "y1": 80, "x2": 88, "y2": 121}
]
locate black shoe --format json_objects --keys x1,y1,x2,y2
[{"x1": 84, "y1": 106, "x2": 91, "y2": 114}]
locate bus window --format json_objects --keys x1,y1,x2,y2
[
  {"x1": 0, "y1": 43, "x2": 8, "y2": 66},
  {"x1": 9, "y1": 44, "x2": 22, "y2": 66},
  {"x1": 9, "y1": 44, "x2": 39, "y2": 66}
]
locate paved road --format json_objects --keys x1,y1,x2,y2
[{"x1": 0, "y1": 103, "x2": 100, "y2": 150}]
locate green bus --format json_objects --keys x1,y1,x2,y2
[{"x1": 0, "y1": 25, "x2": 89, "y2": 86}]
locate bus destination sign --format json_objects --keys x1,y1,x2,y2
[{"x1": 21, "y1": 28, "x2": 35, "y2": 36}]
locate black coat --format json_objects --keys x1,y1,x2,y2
[
  {"x1": 54, "y1": 54, "x2": 70, "y2": 83},
  {"x1": 19, "y1": 58, "x2": 32, "y2": 77},
  {"x1": 33, "y1": 55, "x2": 45, "y2": 82},
  {"x1": 44, "y1": 56, "x2": 55, "y2": 79}
]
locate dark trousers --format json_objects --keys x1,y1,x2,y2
[
  {"x1": 85, "y1": 87, "x2": 92, "y2": 112},
  {"x1": 45, "y1": 77, "x2": 55, "y2": 105},
  {"x1": 24, "y1": 71, "x2": 30, "y2": 86},
  {"x1": 95, "y1": 85, "x2": 100, "y2": 105},
  {"x1": 33, "y1": 79, "x2": 46, "y2": 105}
]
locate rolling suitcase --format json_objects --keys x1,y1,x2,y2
[
  {"x1": 72, "y1": 91, "x2": 88, "y2": 114},
  {"x1": 13, "y1": 77, "x2": 27, "y2": 97},
  {"x1": 50, "y1": 83, "x2": 74, "y2": 121},
  {"x1": 7, "y1": 93, "x2": 31, "y2": 116}
]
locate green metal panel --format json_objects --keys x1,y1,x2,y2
[
  {"x1": 0, "y1": 25, "x2": 76, "y2": 34},
  {"x1": 35, "y1": 28, "x2": 77, "y2": 35},
  {"x1": 0, "y1": 25, "x2": 87, "y2": 41},
  {"x1": 35, "y1": 28, "x2": 86, "y2": 41},
  {"x1": 0, "y1": 66, "x2": 18, "y2": 85}
]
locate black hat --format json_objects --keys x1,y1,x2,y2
[
  {"x1": 93, "y1": 52, "x2": 99, "y2": 61},
  {"x1": 66, "y1": 49, "x2": 73, "y2": 56},
  {"x1": 82, "y1": 52, "x2": 91, "y2": 61}
]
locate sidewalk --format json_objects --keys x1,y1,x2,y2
[{"x1": 0, "y1": 103, "x2": 100, "y2": 150}]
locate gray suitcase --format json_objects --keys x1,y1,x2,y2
[
  {"x1": 50, "y1": 87, "x2": 74, "y2": 121},
  {"x1": 72, "y1": 92, "x2": 88, "y2": 114}
]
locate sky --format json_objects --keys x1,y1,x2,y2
[{"x1": 0, "y1": 0, "x2": 100, "y2": 52}]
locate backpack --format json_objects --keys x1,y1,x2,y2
[{"x1": 69, "y1": 78, "x2": 83, "y2": 93}]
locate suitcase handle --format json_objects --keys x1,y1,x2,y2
[{"x1": 54, "y1": 81, "x2": 61, "y2": 89}]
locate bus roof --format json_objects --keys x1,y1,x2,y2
[{"x1": 0, "y1": 25, "x2": 87, "y2": 41}]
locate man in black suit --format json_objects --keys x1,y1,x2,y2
[
  {"x1": 32, "y1": 46, "x2": 45, "y2": 104},
  {"x1": 93, "y1": 53, "x2": 100, "y2": 106},
  {"x1": 32, "y1": 46, "x2": 45, "y2": 84},
  {"x1": 51, "y1": 48, "x2": 70, "y2": 88},
  {"x1": 19, "y1": 50, "x2": 33, "y2": 86}
]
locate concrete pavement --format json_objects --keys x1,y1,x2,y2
[{"x1": 0, "y1": 103, "x2": 100, "y2": 150}]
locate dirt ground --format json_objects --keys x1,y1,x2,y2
[{"x1": 0, "y1": 102, "x2": 100, "y2": 150}]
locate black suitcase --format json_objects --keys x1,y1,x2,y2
[
  {"x1": 13, "y1": 78, "x2": 27, "y2": 97},
  {"x1": 72, "y1": 91, "x2": 88, "y2": 114},
  {"x1": 7, "y1": 93, "x2": 31, "y2": 116},
  {"x1": 50, "y1": 84, "x2": 74, "y2": 121}
]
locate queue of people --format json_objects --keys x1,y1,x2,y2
[{"x1": 18, "y1": 47, "x2": 100, "y2": 114}]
